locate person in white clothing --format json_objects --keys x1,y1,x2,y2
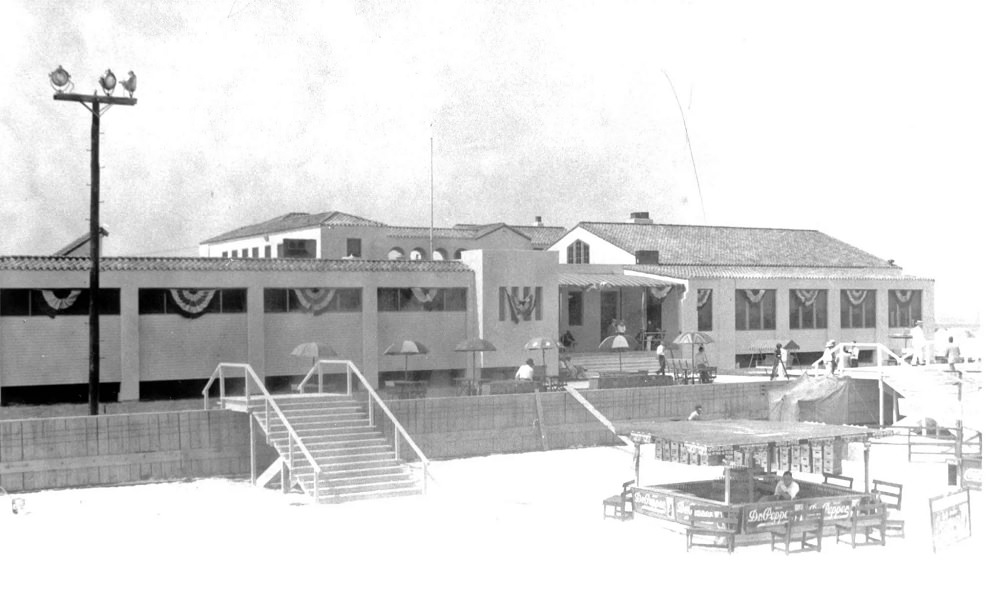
[
  {"x1": 761, "y1": 471, "x2": 800, "y2": 502},
  {"x1": 515, "y1": 358, "x2": 535, "y2": 381},
  {"x1": 687, "y1": 405, "x2": 703, "y2": 421},
  {"x1": 656, "y1": 342, "x2": 667, "y2": 376}
]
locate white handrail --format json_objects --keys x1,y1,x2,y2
[
  {"x1": 202, "y1": 363, "x2": 322, "y2": 486},
  {"x1": 299, "y1": 359, "x2": 430, "y2": 473}
]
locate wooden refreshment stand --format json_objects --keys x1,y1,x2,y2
[{"x1": 618, "y1": 420, "x2": 889, "y2": 546}]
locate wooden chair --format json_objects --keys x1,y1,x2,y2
[
  {"x1": 823, "y1": 472, "x2": 854, "y2": 490},
  {"x1": 834, "y1": 502, "x2": 887, "y2": 548},
  {"x1": 762, "y1": 507, "x2": 824, "y2": 554},
  {"x1": 872, "y1": 480, "x2": 904, "y2": 537},
  {"x1": 602, "y1": 480, "x2": 635, "y2": 521},
  {"x1": 684, "y1": 504, "x2": 741, "y2": 553}
]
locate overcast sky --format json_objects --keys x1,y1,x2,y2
[{"x1": 1, "y1": 1, "x2": 996, "y2": 323}]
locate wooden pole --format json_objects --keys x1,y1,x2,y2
[
  {"x1": 88, "y1": 99, "x2": 100, "y2": 416},
  {"x1": 863, "y1": 440, "x2": 871, "y2": 493}
]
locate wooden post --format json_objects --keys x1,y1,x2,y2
[
  {"x1": 534, "y1": 390, "x2": 549, "y2": 451},
  {"x1": 863, "y1": 440, "x2": 871, "y2": 493},
  {"x1": 634, "y1": 442, "x2": 641, "y2": 487},
  {"x1": 724, "y1": 467, "x2": 732, "y2": 504},
  {"x1": 88, "y1": 99, "x2": 101, "y2": 416}
]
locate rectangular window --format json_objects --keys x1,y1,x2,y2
[
  {"x1": 697, "y1": 289, "x2": 712, "y2": 331},
  {"x1": 264, "y1": 288, "x2": 362, "y2": 313},
  {"x1": 0, "y1": 288, "x2": 119, "y2": 316},
  {"x1": 377, "y1": 288, "x2": 467, "y2": 312},
  {"x1": 283, "y1": 239, "x2": 316, "y2": 258},
  {"x1": 568, "y1": 291, "x2": 583, "y2": 326},
  {"x1": 888, "y1": 290, "x2": 921, "y2": 328},
  {"x1": 241, "y1": 248, "x2": 248, "y2": 257},
  {"x1": 347, "y1": 238, "x2": 362, "y2": 258},
  {"x1": 840, "y1": 290, "x2": 876, "y2": 329},
  {"x1": 251, "y1": 247, "x2": 259, "y2": 258},
  {"x1": 221, "y1": 251, "x2": 228, "y2": 258},
  {"x1": 789, "y1": 289, "x2": 828, "y2": 329},
  {"x1": 138, "y1": 288, "x2": 246, "y2": 315},
  {"x1": 735, "y1": 289, "x2": 776, "y2": 330},
  {"x1": 264, "y1": 245, "x2": 271, "y2": 258}
]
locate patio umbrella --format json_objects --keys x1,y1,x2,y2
[
  {"x1": 524, "y1": 337, "x2": 559, "y2": 379},
  {"x1": 290, "y1": 342, "x2": 338, "y2": 366},
  {"x1": 673, "y1": 331, "x2": 714, "y2": 365},
  {"x1": 597, "y1": 333, "x2": 639, "y2": 371},
  {"x1": 383, "y1": 340, "x2": 430, "y2": 380},
  {"x1": 454, "y1": 338, "x2": 497, "y2": 384}
]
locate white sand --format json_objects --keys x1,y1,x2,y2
[{"x1": 0, "y1": 444, "x2": 988, "y2": 608}]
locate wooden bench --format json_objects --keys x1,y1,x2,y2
[
  {"x1": 872, "y1": 479, "x2": 904, "y2": 537},
  {"x1": 822, "y1": 472, "x2": 854, "y2": 490},
  {"x1": 834, "y1": 502, "x2": 887, "y2": 548},
  {"x1": 684, "y1": 504, "x2": 741, "y2": 553},
  {"x1": 602, "y1": 480, "x2": 634, "y2": 521},
  {"x1": 761, "y1": 507, "x2": 825, "y2": 554}
]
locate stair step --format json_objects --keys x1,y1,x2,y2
[
  {"x1": 305, "y1": 476, "x2": 421, "y2": 494},
  {"x1": 317, "y1": 487, "x2": 423, "y2": 504}
]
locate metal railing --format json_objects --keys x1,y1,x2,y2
[
  {"x1": 201, "y1": 363, "x2": 322, "y2": 501},
  {"x1": 873, "y1": 424, "x2": 982, "y2": 463},
  {"x1": 298, "y1": 359, "x2": 430, "y2": 494}
]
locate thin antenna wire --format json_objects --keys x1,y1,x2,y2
[
  {"x1": 661, "y1": 69, "x2": 706, "y2": 223},
  {"x1": 430, "y1": 123, "x2": 434, "y2": 258}
]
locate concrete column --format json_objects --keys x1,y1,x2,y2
[
  {"x1": 361, "y1": 282, "x2": 380, "y2": 385},
  {"x1": 246, "y1": 287, "x2": 266, "y2": 377},
  {"x1": 118, "y1": 286, "x2": 140, "y2": 400}
]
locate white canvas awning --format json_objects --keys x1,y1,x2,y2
[{"x1": 559, "y1": 273, "x2": 682, "y2": 289}]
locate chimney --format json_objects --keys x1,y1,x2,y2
[
  {"x1": 534, "y1": 216, "x2": 543, "y2": 227},
  {"x1": 630, "y1": 211, "x2": 652, "y2": 224}
]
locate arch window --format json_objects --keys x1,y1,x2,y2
[{"x1": 567, "y1": 240, "x2": 590, "y2": 264}]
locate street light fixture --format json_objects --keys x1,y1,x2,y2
[{"x1": 50, "y1": 66, "x2": 137, "y2": 416}]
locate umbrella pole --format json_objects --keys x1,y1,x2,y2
[
  {"x1": 404, "y1": 355, "x2": 409, "y2": 381},
  {"x1": 619, "y1": 351, "x2": 623, "y2": 371}
]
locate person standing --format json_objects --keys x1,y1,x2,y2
[
  {"x1": 761, "y1": 471, "x2": 800, "y2": 502},
  {"x1": 695, "y1": 346, "x2": 713, "y2": 383},
  {"x1": 945, "y1": 336, "x2": 962, "y2": 372},
  {"x1": 822, "y1": 340, "x2": 837, "y2": 376},
  {"x1": 910, "y1": 320, "x2": 926, "y2": 365},
  {"x1": 656, "y1": 341, "x2": 667, "y2": 376}
]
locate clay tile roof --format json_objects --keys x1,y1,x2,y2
[
  {"x1": 201, "y1": 211, "x2": 383, "y2": 244},
  {"x1": 626, "y1": 264, "x2": 930, "y2": 281},
  {"x1": 577, "y1": 222, "x2": 893, "y2": 268},
  {"x1": 0, "y1": 256, "x2": 471, "y2": 273}
]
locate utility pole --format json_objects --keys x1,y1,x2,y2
[{"x1": 50, "y1": 66, "x2": 137, "y2": 415}]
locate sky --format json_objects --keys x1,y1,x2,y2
[{"x1": 1, "y1": 0, "x2": 997, "y2": 324}]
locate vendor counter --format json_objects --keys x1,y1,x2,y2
[{"x1": 631, "y1": 475, "x2": 868, "y2": 540}]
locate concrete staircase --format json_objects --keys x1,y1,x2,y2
[{"x1": 248, "y1": 395, "x2": 423, "y2": 504}]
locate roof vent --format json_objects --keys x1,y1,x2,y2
[
  {"x1": 534, "y1": 216, "x2": 543, "y2": 227},
  {"x1": 630, "y1": 211, "x2": 652, "y2": 224}
]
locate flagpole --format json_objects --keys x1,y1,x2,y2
[{"x1": 429, "y1": 124, "x2": 434, "y2": 258}]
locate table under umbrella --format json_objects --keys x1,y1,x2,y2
[
  {"x1": 673, "y1": 331, "x2": 714, "y2": 366},
  {"x1": 597, "y1": 333, "x2": 639, "y2": 371},
  {"x1": 383, "y1": 340, "x2": 430, "y2": 381},
  {"x1": 454, "y1": 337, "x2": 496, "y2": 393},
  {"x1": 524, "y1": 337, "x2": 559, "y2": 380}
]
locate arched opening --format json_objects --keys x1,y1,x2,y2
[
  {"x1": 387, "y1": 247, "x2": 405, "y2": 260},
  {"x1": 454, "y1": 248, "x2": 466, "y2": 260},
  {"x1": 433, "y1": 248, "x2": 448, "y2": 261},
  {"x1": 410, "y1": 248, "x2": 427, "y2": 261}
]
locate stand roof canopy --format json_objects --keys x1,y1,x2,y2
[{"x1": 618, "y1": 419, "x2": 886, "y2": 454}]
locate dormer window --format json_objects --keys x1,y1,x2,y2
[{"x1": 567, "y1": 240, "x2": 590, "y2": 264}]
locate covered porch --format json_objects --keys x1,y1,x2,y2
[{"x1": 557, "y1": 267, "x2": 687, "y2": 353}]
